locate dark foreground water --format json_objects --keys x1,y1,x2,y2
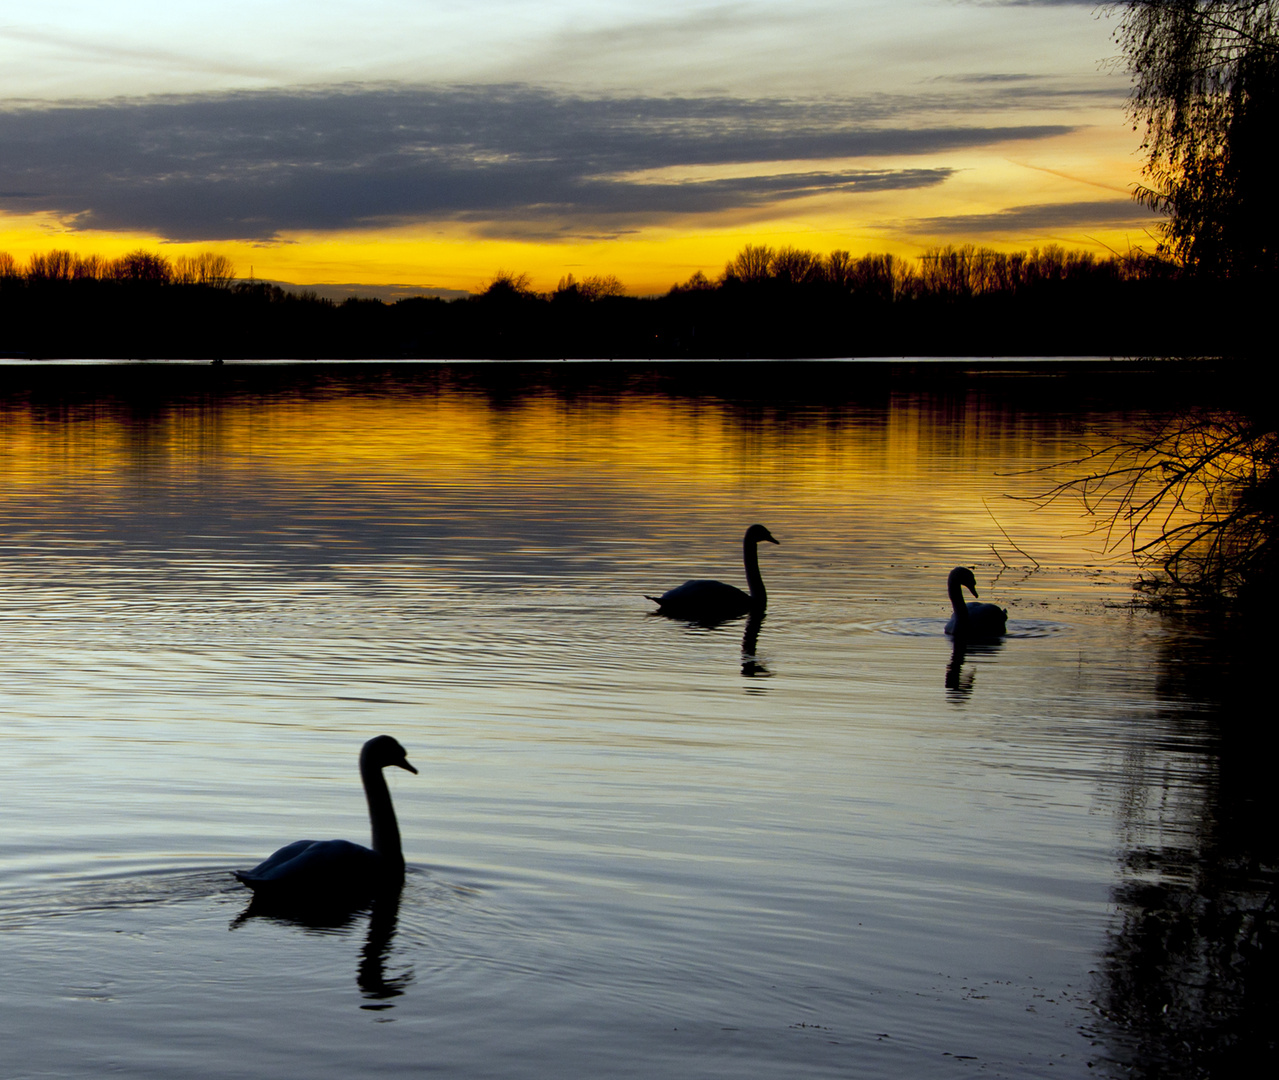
[{"x1": 0, "y1": 360, "x2": 1271, "y2": 1079}]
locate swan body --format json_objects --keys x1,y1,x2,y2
[
  {"x1": 234, "y1": 735, "x2": 417, "y2": 903},
  {"x1": 944, "y1": 566, "x2": 1007, "y2": 638},
  {"x1": 647, "y1": 524, "x2": 779, "y2": 622}
]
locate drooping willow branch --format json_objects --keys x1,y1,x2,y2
[{"x1": 1110, "y1": 1, "x2": 1279, "y2": 275}]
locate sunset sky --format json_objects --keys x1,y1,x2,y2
[{"x1": 0, "y1": 1, "x2": 1154, "y2": 297}]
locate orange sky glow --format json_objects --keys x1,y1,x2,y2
[{"x1": 1, "y1": 3, "x2": 1154, "y2": 298}]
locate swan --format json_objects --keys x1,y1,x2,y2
[
  {"x1": 944, "y1": 566, "x2": 1007, "y2": 638},
  {"x1": 647, "y1": 524, "x2": 779, "y2": 621},
  {"x1": 234, "y1": 735, "x2": 417, "y2": 903}
]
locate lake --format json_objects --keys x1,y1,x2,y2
[{"x1": 0, "y1": 359, "x2": 1269, "y2": 1079}]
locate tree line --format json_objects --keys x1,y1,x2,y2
[
  {"x1": 0, "y1": 241, "x2": 1169, "y2": 298},
  {"x1": 1, "y1": 248, "x2": 236, "y2": 287},
  {"x1": 0, "y1": 239, "x2": 1252, "y2": 358},
  {"x1": 703, "y1": 242, "x2": 1172, "y2": 298}
]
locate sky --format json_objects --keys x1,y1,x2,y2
[{"x1": 0, "y1": 1, "x2": 1154, "y2": 297}]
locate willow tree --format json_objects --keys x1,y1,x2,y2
[
  {"x1": 1030, "y1": 6, "x2": 1279, "y2": 606},
  {"x1": 1114, "y1": 0, "x2": 1278, "y2": 276}
]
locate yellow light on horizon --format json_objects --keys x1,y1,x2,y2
[{"x1": 0, "y1": 122, "x2": 1149, "y2": 297}]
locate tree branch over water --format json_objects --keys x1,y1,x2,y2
[{"x1": 1027, "y1": 409, "x2": 1277, "y2": 602}]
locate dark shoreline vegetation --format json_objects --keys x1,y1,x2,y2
[{"x1": 0, "y1": 243, "x2": 1263, "y2": 360}]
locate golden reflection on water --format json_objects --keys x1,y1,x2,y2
[
  {"x1": 0, "y1": 376, "x2": 1163, "y2": 576},
  {"x1": 3, "y1": 384, "x2": 1043, "y2": 476}
]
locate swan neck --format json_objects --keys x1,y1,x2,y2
[
  {"x1": 743, "y1": 537, "x2": 766, "y2": 609},
  {"x1": 362, "y1": 758, "x2": 404, "y2": 869},
  {"x1": 947, "y1": 575, "x2": 969, "y2": 623}
]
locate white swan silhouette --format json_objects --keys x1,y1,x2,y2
[
  {"x1": 647, "y1": 524, "x2": 779, "y2": 621},
  {"x1": 944, "y1": 566, "x2": 1007, "y2": 638},
  {"x1": 234, "y1": 735, "x2": 417, "y2": 902}
]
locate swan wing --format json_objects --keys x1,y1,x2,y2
[
  {"x1": 235, "y1": 839, "x2": 322, "y2": 882},
  {"x1": 971, "y1": 602, "x2": 1008, "y2": 633},
  {"x1": 652, "y1": 579, "x2": 752, "y2": 619},
  {"x1": 946, "y1": 601, "x2": 1008, "y2": 637},
  {"x1": 235, "y1": 839, "x2": 379, "y2": 889}
]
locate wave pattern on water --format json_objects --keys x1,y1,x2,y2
[{"x1": 0, "y1": 363, "x2": 1255, "y2": 1080}]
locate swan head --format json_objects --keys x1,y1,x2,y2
[
  {"x1": 361, "y1": 735, "x2": 418, "y2": 775},
  {"x1": 745, "y1": 524, "x2": 780, "y2": 546},
  {"x1": 948, "y1": 566, "x2": 979, "y2": 598}
]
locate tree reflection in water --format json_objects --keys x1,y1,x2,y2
[{"x1": 1096, "y1": 622, "x2": 1277, "y2": 1076}]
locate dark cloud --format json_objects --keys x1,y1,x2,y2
[
  {"x1": 0, "y1": 84, "x2": 1077, "y2": 241},
  {"x1": 900, "y1": 199, "x2": 1158, "y2": 235}
]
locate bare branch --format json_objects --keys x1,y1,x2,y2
[{"x1": 1023, "y1": 409, "x2": 1275, "y2": 599}]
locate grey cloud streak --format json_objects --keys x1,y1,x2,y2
[
  {"x1": 0, "y1": 84, "x2": 1076, "y2": 241},
  {"x1": 901, "y1": 199, "x2": 1158, "y2": 235}
]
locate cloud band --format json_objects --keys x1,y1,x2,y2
[{"x1": 0, "y1": 84, "x2": 1080, "y2": 242}]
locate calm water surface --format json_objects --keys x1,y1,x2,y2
[{"x1": 0, "y1": 361, "x2": 1266, "y2": 1078}]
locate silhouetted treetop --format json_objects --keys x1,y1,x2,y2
[
  {"x1": 5, "y1": 248, "x2": 236, "y2": 288},
  {"x1": 175, "y1": 252, "x2": 236, "y2": 288},
  {"x1": 482, "y1": 268, "x2": 536, "y2": 300},
  {"x1": 553, "y1": 273, "x2": 627, "y2": 301}
]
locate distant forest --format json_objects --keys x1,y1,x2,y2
[{"x1": 0, "y1": 243, "x2": 1255, "y2": 359}]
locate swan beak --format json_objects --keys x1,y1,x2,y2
[
  {"x1": 400, "y1": 759, "x2": 419, "y2": 774},
  {"x1": 765, "y1": 533, "x2": 780, "y2": 545}
]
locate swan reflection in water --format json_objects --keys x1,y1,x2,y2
[
  {"x1": 231, "y1": 735, "x2": 419, "y2": 1003},
  {"x1": 231, "y1": 882, "x2": 413, "y2": 1003},
  {"x1": 647, "y1": 524, "x2": 779, "y2": 624},
  {"x1": 945, "y1": 636, "x2": 1006, "y2": 699},
  {"x1": 740, "y1": 611, "x2": 771, "y2": 677}
]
